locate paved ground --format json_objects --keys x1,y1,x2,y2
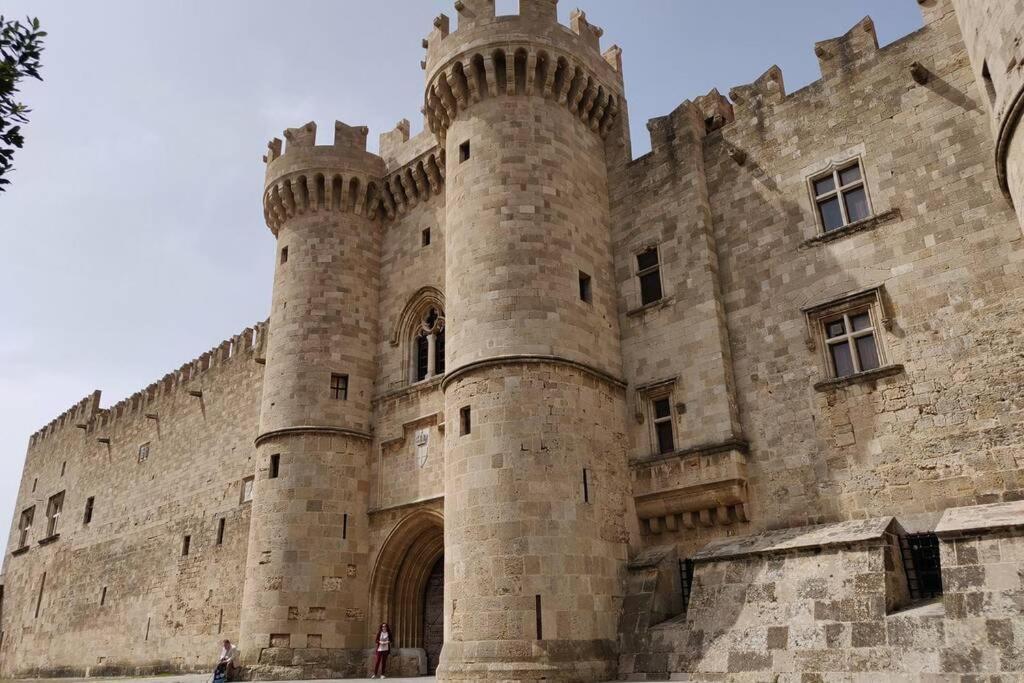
[{"x1": 0, "y1": 678, "x2": 434, "y2": 683}]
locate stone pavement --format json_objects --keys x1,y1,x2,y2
[{"x1": 0, "y1": 677, "x2": 649, "y2": 683}]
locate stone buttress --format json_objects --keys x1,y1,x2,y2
[
  {"x1": 239, "y1": 122, "x2": 386, "y2": 678},
  {"x1": 423, "y1": 1, "x2": 634, "y2": 680}
]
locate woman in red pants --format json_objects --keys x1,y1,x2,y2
[{"x1": 372, "y1": 622, "x2": 392, "y2": 679}]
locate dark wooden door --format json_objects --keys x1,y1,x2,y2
[{"x1": 422, "y1": 556, "x2": 444, "y2": 674}]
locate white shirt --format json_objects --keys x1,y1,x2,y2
[
  {"x1": 377, "y1": 631, "x2": 390, "y2": 652},
  {"x1": 220, "y1": 645, "x2": 240, "y2": 665}
]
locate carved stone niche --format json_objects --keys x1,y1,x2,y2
[{"x1": 631, "y1": 441, "x2": 749, "y2": 534}]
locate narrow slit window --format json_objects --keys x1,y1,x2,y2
[
  {"x1": 637, "y1": 248, "x2": 663, "y2": 306},
  {"x1": 60, "y1": 461, "x2": 66, "y2": 477},
  {"x1": 582, "y1": 468, "x2": 591, "y2": 503},
  {"x1": 812, "y1": 160, "x2": 871, "y2": 232},
  {"x1": 459, "y1": 140, "x2": 471, "y2": 162},
  {"x1": 578, "y1": 271, "x2": 592, "y2": 303},
  {"x1": 83, "y1": 497, "x2": 95, "y2": 525},
  {"x1": 269, "y1": 454, "x2": 280, "y2": 480},
  {"x1": 460, "y1": 406, "x2": 472, "y2": 436},
  {"x1": 182, "y1": 535, "x2": 191, "y2": 557},
  {"x1": 280, "y1": 246, "x2": 289, "y2": 264},
  {"x1": 216, "y1": 518, "x2": 226, "y2": 546},
  {"x1": 982, "y1": 60, "x2": 996, "y2": 105},
  {"x1": 100, "y1": 587, "x2": 107, "y2": 606},
  {"x1": 34, "y1": 572, "x2": 46, "y2": 619},
  {"x1": 422, "y1": 228, "x2": 431, "y2": 247},
  {"x1": 331, "y1": 373, "x2": 349, "y2": 400},
  {"x1": 680, "y1": 559, "x2": 695, "y2": 614},
  {"x1": 652, "y1": 398, "x2": 675, "y2": 455},
  {"x1": 535, "y1": 594, "x2": 543, "y2": 640},
  {"x1": 342, "y1": 513, "x2": 348, "y2": 540}
]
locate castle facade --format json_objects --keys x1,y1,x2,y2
[{"x1": 4, "y1": 0, "x2": 1024, "y2": 680}]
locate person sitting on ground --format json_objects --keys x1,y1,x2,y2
[{"x1": 216, "y1": 639, "x2": 240, "y2": 681}]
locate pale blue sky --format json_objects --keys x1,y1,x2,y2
[{"x1": 0, "y1": 1, "x2": 925, "y2": 549}]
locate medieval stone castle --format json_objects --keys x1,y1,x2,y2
[{"x1": 4, "y1": 0, "x2": 1024, "y2": 680}]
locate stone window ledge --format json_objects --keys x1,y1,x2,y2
[
  {"x1": 11, "y1": 545, "x2": 29, "y2": 557},
  {"x1": 800, "y1": 207, "x2": 902, "y2": 248},
  {"x1": 38, "y1": 533, "x2": 60, "y2": 546},
  {"x1": 626, "y1": 296, "x2": 674, "y2": 318},
  {"x1": 814, "y1": 364, "x2": 904, "y2": 392}
]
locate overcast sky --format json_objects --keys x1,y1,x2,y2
[{"x1": 0, "y1": 1, "x2": 924, "y2": 550}]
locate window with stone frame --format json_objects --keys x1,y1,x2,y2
[
  {"x1": 240, "y1": 476, "x2": 254, "y2": 504},
  {"x1": 810, "y1": 159, "x2": 871, "y2": 233},
  {"x1": 651, "y1": 396, "x2": 676, "y2": 455},
  {"x1": 636, "y1": 247, "x2": 664, "y2": 306},
  {"x1": 138, "y1": 442, "x2": 150, "y2": 463},
  {"x1": 413, "y1": 307, "x2": 445, "y2": 383},
  {"x1": 804, "y1": 287, "x2": 894, "y2": 382},
  {"x1": 45, "y1": 492, "x2": 64, "y2": 538},
  {"x1": 17, "y1": 506, "x2": 34, "y2": 549}
]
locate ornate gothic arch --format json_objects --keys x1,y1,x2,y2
[{"x1": 389, "y1": 287, "x2": 447, "y2": 384}]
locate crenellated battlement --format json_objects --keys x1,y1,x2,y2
[
  {"x1": 422, "y1": 1, "x2": 624, "y2": 143},
  {"x1": 262, "y1": 120, "x2": 387, "y2": 234},
  {"x1": 380, "y1": 147, "x2": 446, "y2": 220},
  {"x1": 27, "y1": 322, "x2": 268, "y2": 450}
]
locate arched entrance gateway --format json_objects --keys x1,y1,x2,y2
[{"x1": 368, "y1": 509, "x2": 444, "y2": 676}]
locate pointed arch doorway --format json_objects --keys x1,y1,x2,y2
[{"x1": 368, "y1": 509, "x2": 444, "y2": 676}]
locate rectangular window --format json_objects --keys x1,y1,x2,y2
[
  {"x1": 460, "y1": 406, "x2": 472, "y2": 436},
  {"x1": 216, "y1": 518, "x2": 226, "y2": 546},
  {"x1": 459, "y1": 140, "x2": 471, "y2": 162},
  {"x1": 18, "y1": 507, "x2": 34, "y2": 549},
  {"x1": 331, "y1": 373, "x2": 349, "y2": 400},
  {"x1": 652, "y1": 397, "x2": 675, "y2": 455},
  {"x1": 422, "y1": 228, "x2": 431, "y2": 247},
  {"x1": 636, "y1": 248, "x2": 663, "y2": 306},
  {"x1": 269, "y1": 454, "x2": 280, "y2": 479},
  {"x1": 899, "y1": 533, "x2": 943, "y2": 601},
  {"x1": 680, "y1": 558, "x2": 695, "y2": 614},
  {"x1": 535, "y1": 594, "x2": 543, "y2": 640},
  {"x1": 182, "y1": 535, "x2": 191, "y2": 557},
  {"x1": 823, "y1": 308, "x2": 881, "y2": 378},
  {"x1": 45, "y1": 492, "x2": 64, "y2": 538},
  {"x1": 812, "y1": 160, "x2": 870, "y2": 232},
  {"x1": 240, "y1": 476, "x2": 254, "y2": 504},
  {"x1": 578, "y1": 271, "x2": 592, "y2": 303},
  {"x1": 280, "y1": 246, "x2": 289, "y2": 264},
  {"x1": 83, "y1": 497, "x2": 95, "y2": 525},
  {"x1": 138, "y1": 442, "x2": 150, "y2": 463}
]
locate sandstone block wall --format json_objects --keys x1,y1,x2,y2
[{"x1": 0, "y1": 329, "x2": 264, "y2": 677}]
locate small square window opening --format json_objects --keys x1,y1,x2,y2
[
  {"x1": 280, "y1": 246, "x2": 289, "y2": 264},
  {"x1": 460, "y1": 406, "x2": 472, "y2": 436},
  {"x1": 812, "y1": 160, "x2": 871, "y2": 233},
  {"x1": 331, "y1": 373, "x2": 349, "y2": 400}
]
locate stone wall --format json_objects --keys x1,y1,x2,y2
[{"x1": 0, "y1": 328, "x2": 265, "y2": 677}]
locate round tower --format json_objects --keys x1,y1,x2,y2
[
  {"x1": 239, "y1": 121, "x2": 384, "y2": 676},
  {"x1": 950, "y1": 0, "x2": 1024, "y2": 231},
  {"x1": 424, "y1": 2, "x2": 632, "y2": 680}
]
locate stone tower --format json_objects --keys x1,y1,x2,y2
[
  {"x1": 950, "y1": 0, "x2": 1024, "y2": 231},
  {"x1": 239, "y1": 121, "x2": 385, "y2": 675},
  {"x1": 423, "y1": 1, "x2": 633, "y2": 680}
]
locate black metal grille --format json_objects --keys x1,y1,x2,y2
[
  {"x1": 679, "y1": 558, "x2": 695, "y2": 613},
  {"x1": 899, "y1": 532, "x2": 943, "y2": 600}
]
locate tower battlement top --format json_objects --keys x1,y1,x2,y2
[
  {"x1": 421, "y1": 2, "x2": 624, "y2": 143},
  {"x1": 263, "y1": 121, "x2": 383, "y2": 186}
]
